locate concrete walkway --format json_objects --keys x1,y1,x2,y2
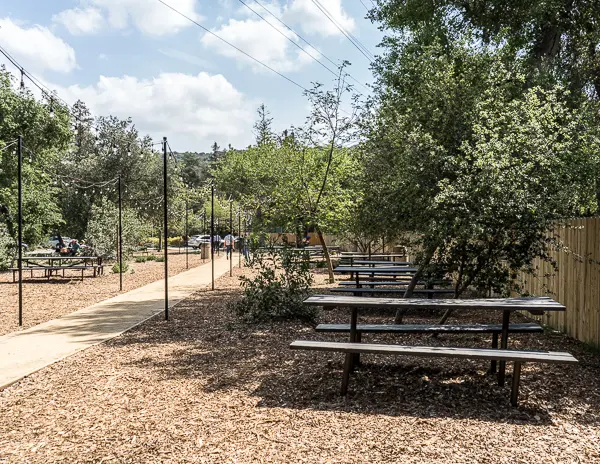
[{"x1": 0, "y1": 255, "x2": 237, "y2": 390}]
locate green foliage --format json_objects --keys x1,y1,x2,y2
[
  {"x1": 146, "y1": 254, "x2": 157, "y2": 261},
  {"x1": 111, "y1": 261, "x2": 129, "y2": 274},
  {"x1": 362, "y1": 35, "x2": 600, "y2": 296},
  {"x1": 155, "y1": 256, "x2": 165, "y2": 263},
  {"x1": 86, "y1": 198, "x2": 149, "y2": 258},
  {"x1": 0, "y1": 67, "x2": 71, "y2": 246},
  {"x1": 135, "y1": 256, "x2": 148, "y2": 263},
  {"x1": 0, "y1": 225, "x2": 14, "y2": 270},
  {"x1": 234, "y1": 246, "x2": 315, "y2": 323}
]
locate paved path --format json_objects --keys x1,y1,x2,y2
[{"x1": 0, "y1": 255, "x2": 237, "y2": 390}]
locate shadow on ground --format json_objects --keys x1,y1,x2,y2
[{"x1": 110, "y1": 285, "x2": 600, "y2": 427}]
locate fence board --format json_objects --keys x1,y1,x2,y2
[{"x1": 520, "y1": 217, "x2": 600, "y2": 348}]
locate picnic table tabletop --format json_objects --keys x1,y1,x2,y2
[
  {"x1": 23, "y1": 256, "x2": 98, "y2": 260},
  {"x1": 334, "y1": 266, "x2": 419, "y2": 273},
  {"x1": 340, "y1": 252, "x2": 406, "y2": 258},
  {"x1": 350, "y1": 260, "x2": 414, "y2": 266},
  {"x1": 304, "y1": 295, "x2": 564, "y2": 312}
]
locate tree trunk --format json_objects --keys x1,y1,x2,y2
[
  {"x1": 316, "y1": 226, "x2": 335, "y2": 284},
  {"x1": 394, "y1": 247, "x2": 436, "y2": 324}
]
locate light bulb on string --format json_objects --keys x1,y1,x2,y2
[
  {"x1": 20, "y1": 69, "x2": 25, "y2": 90},
  {"x1": 49, "y1": 98, "x2": 55, "y2": 118}
]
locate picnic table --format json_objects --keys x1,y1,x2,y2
[
  {"x1": 350, "y1": 260, "x2": 414, "y2": 266},
  {"x1": 340, "y1": 253, "x2": 407, "y2": 265},
  {"x1": 302, "y1": 295, "x2": 566, "y2": 388},
  {"x1": 11, "y1": 256, "x2": 103, "y2": 281}
]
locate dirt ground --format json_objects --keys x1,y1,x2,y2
[
  {"x1": 0, "y1": 267, "x2": 599, "y2": 463},
  {"x1": 0, "y1": 249, "x2": 211, "y2": 336}
]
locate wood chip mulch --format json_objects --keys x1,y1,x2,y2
[
  {"x1": 0, "y1": 268, "x2": 599, "y2": 463},
  {"x1": 0, "y1": 251, "x2": 209, "y2": 336}
]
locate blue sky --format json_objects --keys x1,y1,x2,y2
[{"x1": 0, "y1": 0, "x2": 383, "y2": 151}]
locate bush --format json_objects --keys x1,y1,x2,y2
[
  {"x1": 135, "y1": 256, "x2": 147, "y2": 263},
  {"x1": 155, "y1": 256, "x2": 165, "y2": 263},
  {"x1": 0, "y1": 226, "x2": 15, "y2": 271},
  {"x1": 86, "y1": 199, "x2": 149, "y2": 258},
  {"x1": 112, "y1": 261, "x2": 130, "y2": 274},
  {"x1": 146, "y1": 254, "x2": 157, "y2": 261},
  {"x1": 168, "y1": 237, "x2": 185, "y2": 247},
  {"x1": 234, "y1": 245, "x2": 315, "y2": 323}
]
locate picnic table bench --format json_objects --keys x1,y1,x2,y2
[
  {"x1": 290, "y1": 341, "x2": 577, "y2": 406},
  {"x1": 291, "y1": 295, "x2": 571, "y2": 405},
  {"x1": 343, "y1": 260, "x2": 414, "y2": 266},
  {"x1": 338, "y1": 280, "x2": 452, "y2": 287},
  {"x1": 330, "y1": 287, "x2": 455, "y2": 298}
]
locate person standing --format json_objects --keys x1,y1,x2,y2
[{"x1": 223, "y1": 232, "x2": 234, "y2": 260}]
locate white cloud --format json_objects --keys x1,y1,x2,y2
[
  {"x1": 283, "y1": 0, "x2": 355, "y2": 37},
  {"x1": 57, "y1": 72, "x2": 255, "y2": 150},
  {"x1": 52, "y1": 0, "x2": 201, "y2": 36},
  {"x1": 200, "y1": 17, "x2": 315, "y2": 73},
  {"x1": 52, "y1": 7, "x2": 104, "y2": 35},
  {"x1": 158, "y1": 48, "x2": 213, "y2": 70},
  {"x1": 0, "y1": 17, "x2": 77, "y2": 73}
]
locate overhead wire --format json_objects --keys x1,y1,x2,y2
[
  {"x1": 248, "y1": 0, "x2": 370, "y2": 93},
  {"x1": 309, "y1": 0, "x2": 375, "y2": 62},
  {"x1": 0, "y1": 140, "x2": 19, "y2": 153},
  {"x1": 155, "y1": 0, "x2": 311, "y2": 92},
  {"x1": 236, "y1": 0, "x2": 340, "y2": 83}
]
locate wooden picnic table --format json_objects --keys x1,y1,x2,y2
[
  {"x1": 304, "y1": 295, "x2": 565, "y2": 385},
  {"x1": 334, "y1": 266, "x2": 419, "y2": 273},
  {"x1": 12, "y1": 256, "x2": 104, "y2": 281},
  {"x1": 21, "y1": 256, "x2": 101, "y2": 267},
  {"x1": 350, "y1": 259, "x2": 413, "y2": 266}
]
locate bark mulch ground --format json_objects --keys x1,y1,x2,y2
[
  {"x1": 0, "y1": 250, "x2": 208, "y2": 336},
  {"x1": 0, "y1": 268, "x2": 599, "y2": 463}
]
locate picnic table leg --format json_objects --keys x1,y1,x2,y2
[
  {"x1": 498, "y1": 310, "x2": 510, "y2": 386},
  {"x1": 350, "y1": 306, "x2": 359, "y2": 370},
  {"x1": 490, "y1": 333, "x2": 498, "y2": 373},
  {"x1": 511, "y1": 362, "x2": 522, "y2": 407},
  {"x1": 341, "y1": 306, "x2": 358, "y2": 395}
]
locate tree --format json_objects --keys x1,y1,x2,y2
[
  {"x1": 214, "y1": 65, "x2": 360, "y2": 282},
  {"x1": 0, "y1": 66, "x2": 72, "y2": 247},
  {"x1": 253, "y1": 103, "x2": 274, "y2": 146},
  {"x1": 360, "y1": 34, "x2": 600, "y2": 322}
]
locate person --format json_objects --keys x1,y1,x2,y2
[
  {"x1": 68, "y1": 239, "x2": 81, "y2": 256},
  {"x1": 223, "y1": 232, "x2": 234, "y2": 260},
  {"x1": 303, "y1": 233, "x2": 311, "y2": 247}
]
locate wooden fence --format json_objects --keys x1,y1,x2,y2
[{"x1": 519, "y1": 217, "x2": 600, "y2": 348}]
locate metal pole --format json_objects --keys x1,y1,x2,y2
[
  {"x1": 238, "y1": 206, "x2": 241, "y2": 268},
  {"x1": 204, "y1": 209, "x2": 207, "y2": 236},
  {"x1": 229, "y1": 201, "x2": 233, "y2": 276},
  {"x1": 185, "y1": 197, "x2": 189, "y2": 269},
  {"x1": 211, "y1": 185, "x2": 215, "y2": 290},
  {"x1": 17, "y1": 135, "x2": 23, "y2": 327},
  {"x1": 163, "y1": 137, "x2": 169, "y2": 320},
  {"x1": 118, "y1": 175, "x2": 123, "y2": 291}
]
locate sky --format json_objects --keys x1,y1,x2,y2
[{"x1": 0, "y1": 0, "x2": 383, "y2": 152}]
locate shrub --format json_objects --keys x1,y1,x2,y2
[
  {"x1": 168, "y1": 237, "x2": 185, "y2": 247},
  {"x1": 135, "y1": 256, "x2": 147, "y2": 263},
  {"x1": 146, "y1": 254, "x2": 157, "y2": 261},
  {"x1": 234, "y1": 245, "x2": 315, "y2": 323},
  {"x1": 112, "y1": 261, "x2": 130, "y2": 274},
  {"x1": 0, "y1": 226, "x2": 15, "y2": 271},
  {"x1": 86, "y1": 199, "x2": 149, "y2": 258},
  {"x1": 155, "y1": 256, "x2": 165, "y2": 263}
]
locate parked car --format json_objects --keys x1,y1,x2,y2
[{"x1": 187, "y1": 235, "x2": 203, "y2": 248}]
